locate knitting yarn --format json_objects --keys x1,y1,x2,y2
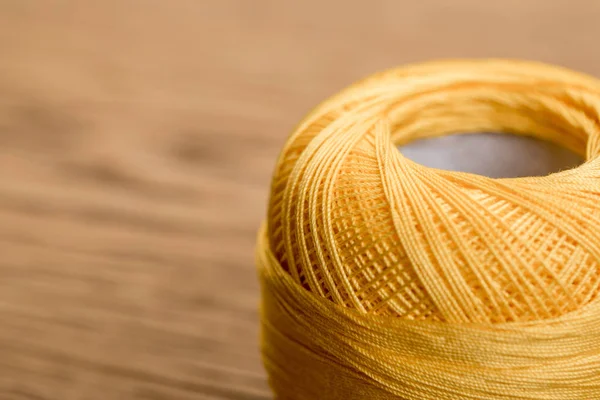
[{"x1": 257, "y1": 59, "x2": 600, "y2": 399}]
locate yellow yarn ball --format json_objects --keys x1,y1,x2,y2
[{"x1": 257, "y1": 59, "x2": 600, "y2": 399}]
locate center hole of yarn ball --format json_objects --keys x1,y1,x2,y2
[{"x1": 399, "y1": 132, "x2": 583, "y2": 178}]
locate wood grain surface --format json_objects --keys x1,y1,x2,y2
[{"x1": 1, "y1": 1, "x2": 600, "y2": 398}]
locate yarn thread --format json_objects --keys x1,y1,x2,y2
[{"x1": 257, "y1": 59, "x2": 600, "y2": 399}]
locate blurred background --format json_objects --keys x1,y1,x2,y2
[{"x1": 0, "y1": 1, "x2": 599, "y2": 398}]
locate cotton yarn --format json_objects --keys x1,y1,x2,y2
[{"x1": 256, "y1": 59, "x2": 600, "y2": 399}]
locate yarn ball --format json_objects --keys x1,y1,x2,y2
[{"x1": 258, "y1": 59, "x2": 600, "y2": 399}]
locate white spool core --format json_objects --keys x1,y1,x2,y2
[{"x1": 399, "y1": 133, "x2": 583, "y2": 178}]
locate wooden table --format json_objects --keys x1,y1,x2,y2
[{"x1": 0, "y1": 1, "x2": 599, "y2": 398}]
